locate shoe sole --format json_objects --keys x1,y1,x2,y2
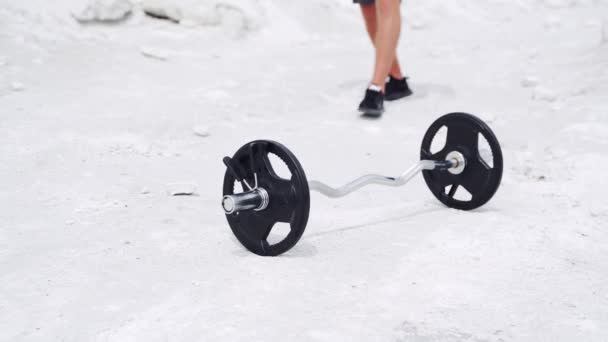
[
  {"x1": 385, "y1": 89, "x2": 413, "y2": 102},
  {"x1": 359, "y1": 108, "x2": 384, "y2": 117}
]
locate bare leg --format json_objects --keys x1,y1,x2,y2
[
  {"x1": 360, "y1": 4, "x2": 403, "y2": 83},
  {"x1": 388, "y1": 56, "x2": 404, "y2": 80},
  {"x1": 370, "y1": 0, "x2": 402, "y2": 89},
  {"x1": 360, "y1": 4, "x2": 377, "y2": 43}
]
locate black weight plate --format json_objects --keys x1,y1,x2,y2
[
  {"x1": 420, "y1": 113, "x2": 503, "y2": 210},
  {"x1": 222, "y1": 140, "x2": 310, "y2": 256}
]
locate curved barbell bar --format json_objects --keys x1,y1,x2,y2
[
  {"x1": 222, "y1": 153, "x2": 465, "y2": 213},
  {"x1": 307, "y1": 160, "x2": 436, "y2": 198}
]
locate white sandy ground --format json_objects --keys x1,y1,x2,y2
[{"x1": 1, "y1": 0, "x2": 608, "y2": 341}]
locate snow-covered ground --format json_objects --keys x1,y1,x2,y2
[{"x1": 1, "y1": 0, "x2": 607, "y2": 341}]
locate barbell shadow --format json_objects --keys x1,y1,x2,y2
[
  {"x1": 230, "y1": 235, "x2": 318, "y2": 258},
  {"x1": 304, "y1": 205, "x2": 445, "y2": 240}
]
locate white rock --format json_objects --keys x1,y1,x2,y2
[
  {"x1": 140, "y1": 47, "x2": 169, "y2": 61},
  {"x1": 203, "y1": 89, "x2": 229, "y2": 100},
  {"x1": 193, "y1": 125, "x2": 210, "y2": 137},
  {"x1": 72, "y1": 0, "x2": 133, "y2": 23},
  {"x1": 570, "y1": 87, "x2": 588, "y2": 96},
  {"x1": 541, "y1": 0, "x2": 577, "y2": 9},
  {"x1": 11, "y1": 82, "x2": 25, "y2": 92},
  {"x1": 532, "y1": 87, "x2": 558, "y2": 102},
  {"x1": 583, "y1": 19, "x2": 601, "y2": 29},
  {"x1": 142, "y1": 0, "x2": 183, "y2": 22},
  {"x1": 140, "y1": 187, "x2": 151, "y2": 194},
  {"x1": 544, "y1": 16, "x2": 561, "y2": 30},
  {"x1": 167, "y1": 182, "x2": 198, "y2": 196},
  {"x1": 141, "y1": 0, "x2": 258, "y2": 35},
  {"x1": 528, "y1": 50, "x2": 539, "y2": 61},
  {"x1": 409, "y1": 19, "x2": 428, "y2": 30},
  {"x1": 521, "y1": 76, "x2": 540, "y2": 88}
]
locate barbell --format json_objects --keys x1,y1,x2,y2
[{"x1": 221, "y1": 112, "x2": 503, "y2": 256}]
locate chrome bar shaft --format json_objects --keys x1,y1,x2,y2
[
  {"x1": 222, "y1": 188, "x2": 269, "y2": 214},
  {"x1": 308, "y1": 160, "x2": 439, "y2": 198}
]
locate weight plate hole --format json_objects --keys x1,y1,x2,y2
[
  {"x1": 478, "y1": 133, "x2": 494, "y2": 168},
  {"x1": 430, "y1": 125, "x2": 447, "y2": 154},
  {"x1": 445, "y1": 184, "x2": 473, "y2": 201},
  {"x1": 268, "y1": 153, "x2": 292, "y2": 180},
  {"x1": 267, "y1": 223, "x2": 291, "y2": 245}
]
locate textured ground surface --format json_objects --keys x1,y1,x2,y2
[{"x1": 1, "y1": 0, "x2": 607, "y2": 341}]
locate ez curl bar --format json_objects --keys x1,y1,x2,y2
[{"x1": 221, "y1": 113, "x2": 503, "y2": 256}]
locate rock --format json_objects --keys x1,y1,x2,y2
[
  {"x1": 203, "y1": 89, "x2": 229, "y2": 100},
  {"x1": 532, "y1": 87, "x2": 557, "y2": 102},
  {"x1": 544, "y1": 15, "x2": 561, "y2": 30},
  {"x1": 527, "y1": 50, "x2": 539, "y2": 61},
  {"x1": 140, "y1": 47, "x2": 169, "y2": 61},
  {"x1": 569, "y1": 87, "x2": 588, "y2": 96},
  {"x1": 11, "y1": 82, "x2": 25, "y2": 92},
  {"x1": 541, "y1": 0, "x2": 577, "y2": 9},
  {"x1": 72, "y1": 0, "x2": 133, "y2": 23},
  {"x1": 140, "y1": 187, "x2": 151, "y2": 194},
  {"x1": 409, "y1": 18, "x2": 428, "y2": 30},
  {"x1": 167, "y1": 182, "x2": 198, "y2": 196},
  {"x1": 141, "y1": 0, "x2": 258, "y2": 36},
  {"x1": 142, "y1": 0, "x2": 182, "y2": 22},
  {"x1": 193, "y1": 125, "x2": 210, "y2": 137},
  {"x1": 521, "y1": 76, "x2": 539, "y2": 88}
]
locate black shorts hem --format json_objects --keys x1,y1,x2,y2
[{"x1": 353, "y1": 0, "x2": 375, "y2": 5}]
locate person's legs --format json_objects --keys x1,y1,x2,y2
[
  {"x1": 360, "y1": 4, "x2": 377, "y2": 43},
  {"x1": 357, "y1": 0, "x2": 409, "y2": 116},
  {"x1": 360, "y1": 3, "x2": 403, "y2": 83},
  {"x1": 370, "y1": 0, "x2": 402, "y2": 89}
]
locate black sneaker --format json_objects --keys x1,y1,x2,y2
[
  {"x1": 385, "y1": 76, "x2": 413, "y2": 101},
  {"x1": 358, "y1": 88, "x2": 384, "y2": 117}
]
